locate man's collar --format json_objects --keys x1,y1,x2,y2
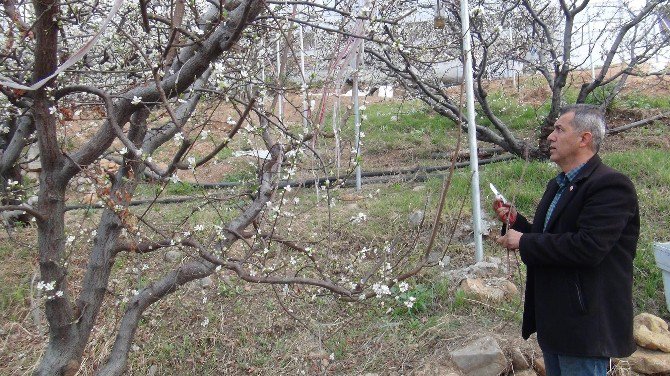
[{"x1": 556, "y1": 154, "x2": 600, "y2": 186}]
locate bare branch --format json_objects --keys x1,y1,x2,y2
[{"x1": 0, "y1": 205, "x2": 45, "y2": 221}]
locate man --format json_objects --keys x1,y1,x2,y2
[{"x1": 494, "y1": 104, "x2": 639, "y2": 376}]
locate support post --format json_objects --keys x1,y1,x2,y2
[{"x1": 460, "y1": 0, "x2": 484, "y2": 262}]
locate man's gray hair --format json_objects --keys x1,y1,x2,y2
[{"x1": 559, "y1": 104, "x2": 606, "y2": 152}]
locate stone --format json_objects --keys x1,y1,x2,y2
[
  {"x1": 532, "y1": 355, "x2": 546, "y2": 376},
  {"x1": 428, "y1": 252, "x2": 450, "y2": 267},
  {"x1": 164, "y1": 250, "x2": 183, "y2": 262},
  {"x1": 412, "y1": 185, "x2": 425, "y2": 191},
  {"x1": 512, "y1": 371, "x2": 537, "y2": 376},
  {"x1": 634, "y1": 312, "x2": 670, "y2": 352},
  {"x1": 199, "y1": 276, "x2": 213, "y2": 288},
  {"x1": 450, "y1": 336, "x2": 508, "y2": 376},
  {"x1": 625, "y1": 346, "x2": 670, "y2": 375},
  {"x1": 409, "y1": 210, "x2": 425, "y2": 226},
  {"x1": 635, "y1": 312, "x2": 669, "y2": 333},
  {"x1": 444, "y1": 256, "x2": 503, "y2": 281},
  {"x1": 458, "y1": 278, "x2": 519, "y2": 302},
  {"x1": 100, "y1": 159, "x2": 119, "y2": 173},
  {"x1": 510, "y1": 347, "x2": 531, "y2": 371},
  {"x1": 147, "y1": 365, "x2": 158, "y2": 376}
]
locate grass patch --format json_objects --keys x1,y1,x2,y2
[
  {"x1": 0, "y1": 237, "x2": 34, "y2": 322},
  {"x1": 337, "y1": 100, "x2": 457, "y2": 153},
  {"x1": 477, "y1": 91, "x2": 549, "y2": 131},
  {"x1": 619, "y1": 92, "x2": 670, "y2": 110}
]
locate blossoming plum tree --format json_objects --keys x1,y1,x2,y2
[
  {"x1": 365, "y1": 0, "x2": 670, "y2": 158},
  {"x1": 0, "y1": 0, "x2": 441, "y2": 374}
]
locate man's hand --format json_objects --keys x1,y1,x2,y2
[
  {"x1": 493, "y1": 199, "x2": 517, "y2": 225},
  {"x1": 496, "y1": 229, "x2": 522, "y2": 250}
]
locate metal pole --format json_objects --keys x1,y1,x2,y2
[
  {"x1": 276, "y1": 38, "x2": 283, "y2": 123},
  {"x1": 353, "y1": 42, "x2": 362, "y2": 191},
  {"x1": 299, "y1": 25, "x2": 309, "y2": 130},
  {"x1": 460, "y1": 0, "x2": 484, "y2": 262},
  {"x1": 587, "y1": 7, "x2": 595, "y2": 80},
  {"x1": 334, "y1": 83, "x2": 341, "y2": 178}
]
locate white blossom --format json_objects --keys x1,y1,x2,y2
[
  {"x1": 351, "y1": 212, "x2": 367, "y2": 223},
  {"x1": 372, "y1": 283, "x2": 391, "y2": 296},
  {"x1": 173, "y1": 132, "x2": 185, "y2": 145},
  {"x1": 37, "y1": 280, "x2": 56, "y2": 291},
  {"x1": 404, "y1": 296, "x2": 417, "y2": 309}
]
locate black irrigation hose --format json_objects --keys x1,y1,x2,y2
[{"x1": 65, "y1": 154, "x2": 516, "y2": 211}]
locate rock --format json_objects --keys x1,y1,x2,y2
[
  {"x1": 636, "y1": 312, "x2": 669, "y2": 332},
  {"x1": 444, "y1": 256, "x2": 504, "y2": 281},
  {"x1": 512, "y1": 371, "x2": 537, "y2": 376},
  {"x1": 199, "y1": 276, "x2": 213, "y2": 288},
  {"x1": 100, "y1": 159, "x2": 119, "y2": 173},
  {"x1": 428, "y1": 252, "x2": 450, "y2": 268},
  {"x1": 625, "y1": 346, "x2": 670, "y2": 375},
  {"x1": 532, "y1": 355, "x2": 546, "y2": 376},
  {"x1": 164, "y1": 250, "x2": 183, "y2": 262},
  {"x1": 147, "y1": 364, "x2": 158, "y2": 376},
  {"x1": 458, "y1": 278, "x2": 519, "y2": 302},
  {"x1": 634, "y1": 312, "x2": 670, "y2": 352},
  {"x1": 412, "y1": 185, "x2": 425, "y2": 192},
  {"x1": 450, "y1": 336, "x2": 507, "y2": 376},
  {"x1": 409, "y1": 210, "x2": 425, "y2": 226},
  {"x1": 509, "y1": 347, "x2": 531, "y2": 371}
]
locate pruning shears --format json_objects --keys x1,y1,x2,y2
[{"x1": 489, "y1": 183, "x2": 508, "y2": 205}]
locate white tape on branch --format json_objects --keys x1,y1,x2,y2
[{"x1": 0, "y1": 0, "x2": 125, "y2": 91}]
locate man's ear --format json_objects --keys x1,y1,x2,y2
[{"x1": 580, "y1": 132, "x2": 593, "y2": 148}]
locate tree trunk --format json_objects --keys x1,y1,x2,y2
[{"x1": 31, "y1": 0, "x2": 85, "y2": 373}]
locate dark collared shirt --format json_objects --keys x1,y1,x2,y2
[{"x1": 543, "y1": 163, "x2": 586, "y2": 232}]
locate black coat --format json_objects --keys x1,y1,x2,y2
[{"x1": 510, "y1": 154, "x2": 639, "y2": 358}]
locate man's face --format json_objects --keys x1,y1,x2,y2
[{"x1": 547, "y1": 112, "x2": 583, "y2": 169}]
